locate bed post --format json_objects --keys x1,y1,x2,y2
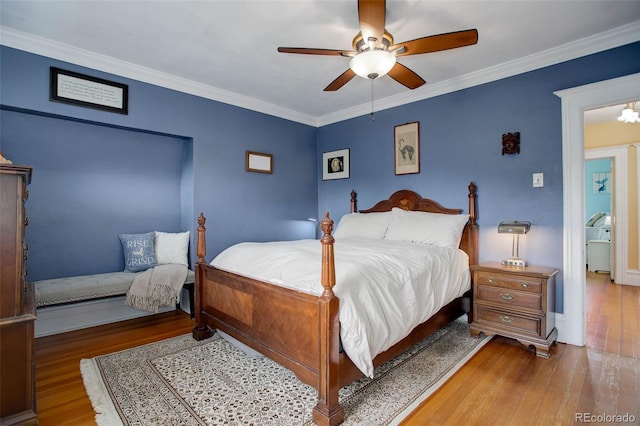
[
  {"x1": 467, "y1": 182, "x2": 479, "y2": 266},
  {"x1": 192, "y1": 213, "x2": 213, "y2": 341},
  {"x1": 196, "y1": 213, "x2": 206, "y2": 264},
  {"x1": 313, "y1": 212, "x2": 344, "y2": 426},
  {"x1": 350, "y1": 190, "x2": 357, "y2": 213}
]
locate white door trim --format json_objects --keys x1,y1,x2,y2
[{"x1": 554, "y1": 73, "x2": 640, "y2": 346}]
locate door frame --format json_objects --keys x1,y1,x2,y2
[
  {"x1": 585, "y1": 146, "x2": 629, "y2": 283},
  {"x1": 554, "y1": 72, "x2": 639, "y2": 346}
]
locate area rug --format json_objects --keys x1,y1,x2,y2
[{"x1": 81, "y1": 318, "x2": 489, "y2": 425}]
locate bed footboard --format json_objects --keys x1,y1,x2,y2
[{"x1": 192, "y1": 213, "x2": 345, "y2": 425}]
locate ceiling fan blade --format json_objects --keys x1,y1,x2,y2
[
  {"x1": 278, "y1": 47, "x2": 354, "y2": 56},
  {"x1": 324, "y1": 69, "x2": 357, "y2": 91},
  {"x1": 387, "y1": 63, "x2": 426, "y2": 90},
  {"x1": 392, "y1": 29, "x2": 478, "y2": 56},
  {"x1": 358, "y1": 0, "x2": 386, "y2": 48}
]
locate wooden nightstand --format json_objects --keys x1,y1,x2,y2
[{"x1": 470, "y1": 262, "x2": 559, "y2": 358}]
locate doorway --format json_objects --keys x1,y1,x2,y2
[
  {"x1": 554, "y1": 72, "x2": 640, "y2": 347},
  {"x1": 584, "y1": 156, "x2": 613, "y2": 280}
]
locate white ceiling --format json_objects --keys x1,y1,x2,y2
[{"x1": 1, "y1": 1, "x2": 639, "y2": 126}]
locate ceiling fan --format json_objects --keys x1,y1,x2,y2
[{"x1": 277, "y1": 0, "x2": 478, "y2": 91}]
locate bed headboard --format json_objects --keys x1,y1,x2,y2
[{"x1": 352, "y1": 182, "x2": 478, "y2": 266}]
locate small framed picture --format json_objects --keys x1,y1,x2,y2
[
  {"x1": 322, "y1": 149, "x2": 350, "y2": 180},
  {"x1": 394, "y1": 121, "x2": 420, "y2": 175},
  {"x1": 246, "y1": 151, "x2": 273, "y2": 173},
  {"x1": 592, "y1": 172, "x2": 610, "y2": 193}
]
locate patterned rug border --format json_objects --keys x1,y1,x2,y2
[{"x1": 81, "y1": 319, "x2": 490, "y2": 425}]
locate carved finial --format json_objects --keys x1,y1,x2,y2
[
  {"x1": 197, "y1": 213, "x2": 207, "y2": 264},
  {"x1": 320, "y1": 212, "x2": 334, "y2": 242},
  {"x1": 350, "y1": 190, "x2": 357, "y2": 213},
  {"x1": 468, "y1": 182, "x2": 477, "y2": 224}
]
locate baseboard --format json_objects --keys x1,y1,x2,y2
[
  {"x1": 552, "y1": 312, "x2": 567, "y2": 344},
  {"x1": 35, "y1": 287, "x2": 192, "y2": 338},
  {"x1": 620, "y1": 269, "x2": 640, "y2": 286}
]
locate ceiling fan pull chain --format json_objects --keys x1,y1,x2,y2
[{"x1": 370, "y1": 78, "x2": 375, "y2": 121}]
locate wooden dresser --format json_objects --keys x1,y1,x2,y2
[
  {"x1": 0, "y1": 164, "x2": 37, "y2": 424},
  {"x1": 470, "y1": 262, "x2": 558, "y2": 358}
]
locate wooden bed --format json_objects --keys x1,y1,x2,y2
[{"x1": 192, "y1": 182, "x2": 478, "y2": 425}]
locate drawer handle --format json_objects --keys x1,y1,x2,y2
[
  {"x1": 500, "y1": 315, "x2": 513, "y2": 324},
  {"x1": 488, "y1": 277, "x2": 494, "y2": 283},
  {"x1": 521, "y1": 282, "x2": 528, "y2": 288},
  {"x1": 500, "y1": 293, "x2": 513, "y2": 301}
]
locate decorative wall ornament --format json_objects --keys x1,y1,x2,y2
[{"x1": 501, "y1": 132, "x2": 521, "y2": 155}]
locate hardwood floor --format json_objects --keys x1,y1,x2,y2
[
  {"x1": 34, "y1": 272, "x2": 639, "y2": 425},
  {"x1": 402, "y1": 271, "x2": 640, "y2": 425},
  {"x1": 34, "y1": 310, "x2": 195, "y2": 425}
]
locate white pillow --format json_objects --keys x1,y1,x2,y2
[
  {"x1": 333, "y1": 212, "x2": 390, "y2": 239},
  {"x1": 385, "y1": 207, "x2": 469, "y2": 249},
  {"x1": 155, "y1": 231, "x2": 190, "y2": 265}
]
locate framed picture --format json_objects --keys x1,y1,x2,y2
[
  {"x1": 50, "y1": 67, "x2": 129, "y2": 114},
  {"x1": 246, "y1": 151, "x2": 273, "y2": 173},
  {"x1": 592, "y1": 172, "x2": 610, "y2": 193},
  {"x1": 322, "y1": 149, "x2": 350, "y2": 180},
  {"x1": 394, "y1": 121, "x2": 420, "y2": 175}
]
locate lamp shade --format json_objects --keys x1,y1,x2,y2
[
  {"x1": 349, "y1": 50, "x2": 396, "y2": 79},
  {"x1": 498, "y1": 220, "x2": 531, "y2": 234}
]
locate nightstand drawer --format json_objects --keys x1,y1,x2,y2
[
  {"x1": 475, "y1": 271, "x2": 542, "y2": 293},
  {"x1": 477, "y1": 285, "x2": 541, "y2": 310},
  {"x1": 475, "y1": 307, "x2": 541, "y2": 336}
]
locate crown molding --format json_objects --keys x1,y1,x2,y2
[
  {"x1": 2, "y1": 21, "x2": 638, "y2": 128},
  {"x1": 0, "y1": 27, "x2": 319, "y2": 127}
]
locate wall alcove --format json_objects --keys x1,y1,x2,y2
[{"x1": 0, "y1": 107, "x2": 194, "y2": 281}]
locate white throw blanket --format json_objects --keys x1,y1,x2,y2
[{"x1": 126, "y1": 264, "x2": 188, "y2": 313}]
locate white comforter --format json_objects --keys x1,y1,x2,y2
[{"x1": 211, "y1": 237, "x2": 470, "y2": 377}]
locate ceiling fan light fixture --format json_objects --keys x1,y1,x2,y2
[
  {"x1": 617, "y1": 102, "x2": 639, "y2": 123},
  {"x1": 349, "y1": 50, "x2": 396, "y2": 80}
]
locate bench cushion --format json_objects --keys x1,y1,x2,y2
[{"x1": 35, "y1": 269, "x2": 195, "y2": 307}]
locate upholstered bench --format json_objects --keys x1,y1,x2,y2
[
  {"x1": 34, "y1": 230, "x2": 196, "y2": 337},
  {"x1": 34, "y1": 269, "x2": 196, "y2": 316}
]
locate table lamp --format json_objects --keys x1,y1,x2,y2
[{"x1": 498, "y1": 220, "x2": 531, "y2": 267}]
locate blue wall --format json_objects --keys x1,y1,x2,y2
[
  {"x1": 0, "y1": 46, "x2": 318, "y2": 280},
  {"x1": 1, "y1": 42, "x2": 639, "y2": 311},
  {"x1": 317, "y1": 42, "x2": 640, "y2": 313}
]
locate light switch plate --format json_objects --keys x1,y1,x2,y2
[{"x1": 533, "y1": 173, "x2": 544, "y2": 187}]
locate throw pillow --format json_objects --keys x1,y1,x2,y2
[
  {"x1": 155, "y1": 231, "x2": 190, "y2": 266},
  {"x1": 119, "y1": 232, "x2": 157, "y2": 272}
]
